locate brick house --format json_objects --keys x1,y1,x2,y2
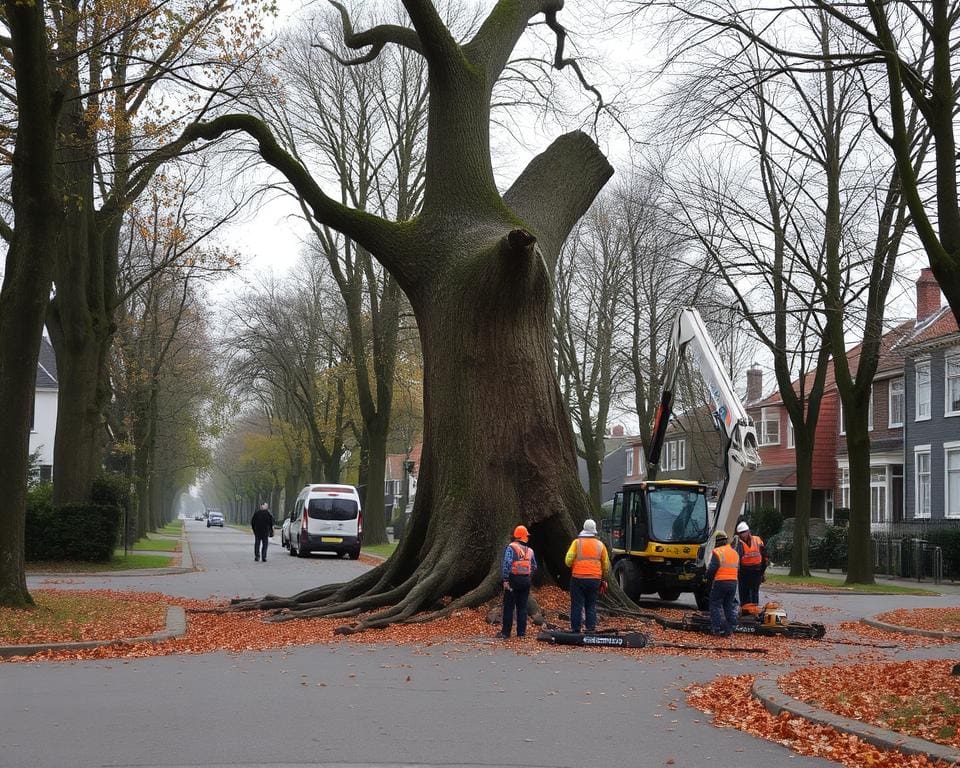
[{"x1": 744, "y1": 365, "x2": 839, "y2": 521}]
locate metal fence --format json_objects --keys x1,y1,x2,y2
[{"x1": 871, "y1": 519, "x2": 960, "y2": 583}]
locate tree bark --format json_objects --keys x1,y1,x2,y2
[{"x1": 0, "y1": 0, "x2": 62, "y2": 607}]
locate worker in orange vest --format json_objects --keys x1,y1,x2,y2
[
  {"x1": 498, "y1": 525, "x2": 538, "y2": 639},
  {"x1": 706, "y1": 530, "x2": 740, "y2": 637},
  {"x1": 564, "y1": 519, "x2": 610, "y2": 633},
  {"x1": 733, "y1": 520, "x2": 767, "y2": 609}
]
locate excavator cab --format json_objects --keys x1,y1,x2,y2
[{"x1": 606, "y1": 480, "x2": 712, "y2": 608}]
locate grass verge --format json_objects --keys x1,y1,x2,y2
[
  {"x1": 364, "y1": 542, "x2": 398, "y2": 558},
  {"x1": 159, "y1": 521, "x2": 182, "y2": 535},
  {"x1": 130, "y1": 537, "x2": 179, "y2": 552},
  {"x1": 766, "y1": 573, "x2": 938, "y2": 595},
  {"x1": 0, "y1": 591, "x2": 166, "y2": 644},
  {"x1": 26, "y1": 553, "x2": 175, "y2": 572}
]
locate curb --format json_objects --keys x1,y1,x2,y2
[
  {"x1": 752, "y1": 677, "x2": 960, "y2": 765},
  {"x1": 28, "y1": 537, "x2": 195, "y2": 578},
  {"x1": 862, "y1": 617, "x2": 960, "y2": 641},
  {"x1": 0, "y1": 605, "x2": 186, "y2": 659}
]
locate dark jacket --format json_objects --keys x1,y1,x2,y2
[{"x1": 251, "y1": 508, "x2": 274, "y2": 536}]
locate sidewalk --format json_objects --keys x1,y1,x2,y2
[{"x1": 767, "y1": 566, "x2": 960, "y2": 595}]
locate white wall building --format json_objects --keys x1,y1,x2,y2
[{"x1": 29, "y1": 337, "x2": 58, "y2": 482}]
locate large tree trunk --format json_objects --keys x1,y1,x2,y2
[
  {"x1": 0, "y1": 0, "x2": 62, "y2": 607},
  {"x1": 362, "y1": 425, "x2": 389, "y2": 545},
  {"x1": 789, "y1": 430, "x2": 813, "y2": 577},
  {"x1": 845, "y1": 417, "x2": 874, "y2": 584}
]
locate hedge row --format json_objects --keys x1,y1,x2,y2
[{"x1": 25, "y1": 473, "x2": 127, "y2": 563}]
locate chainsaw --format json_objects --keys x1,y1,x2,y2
[{"x1": 657, "y1": 601, "x2": 826, "y2": 640}]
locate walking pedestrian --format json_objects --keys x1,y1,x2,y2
[
  {"x1": 732, "y1": 520, "x2": 767, "y2": 609},
  {"x1": 564, "y1": 519, "x2": 610, "y2": 634},
  {"x1": 497, "y1": 525, "x2": 537, "y2": 639},
  {"x1": 706, "y1": 530, "x2": 740, "y2": 636},
  {"x1": 251, "y1": 502, "x2": 274, "y2": 562}
]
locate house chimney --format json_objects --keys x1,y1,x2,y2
[
  {"x1": 610, "y1": 424, "x2": 625, "y2": 438},
  {"x1": 917, "y1": 267, "x2": 942, "y2": 320},
  {"x1": 746, "y1": 365, "x2": 763, "y2": 403}
]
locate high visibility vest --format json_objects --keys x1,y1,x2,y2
[
  {"x1": 738, "y1": 536, "x2": 764, "y2": 568},
  {"x1": 713, "y1": 545, "x2": 739, "y2": 581},
  {"x1": 571, "y1": 537, "x2": 604, "y2": 579},
  {"x1": 509, "y1": 542, "x2": 534, "y2": 576}
]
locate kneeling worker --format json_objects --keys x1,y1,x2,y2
[{"x1": 706, "y1": 530, "x2": 739, "y2": 637}]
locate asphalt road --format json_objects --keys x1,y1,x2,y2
[{"x1": 4, "y1": 522, "x2": 959, "y2": 768}]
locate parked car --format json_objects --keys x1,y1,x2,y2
[
  {"x1": 286, "y1": 484, "x2": 362, "y2": 559},
  {"x1": 194, "y1": 512, "x2": 204, "y2": 521},
  {"x1": 207, "y1": 511, "x2": 224, "y2": 527}
]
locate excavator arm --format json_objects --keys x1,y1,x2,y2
[{"x1": 646, "y1": 308, "x2": 761, "y2": 554}]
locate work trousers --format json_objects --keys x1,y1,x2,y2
[
  {"x1": 501, "y1": 575, "x2": 531, "y2": 637},
  {"x1": 569, "y1": 577, "x2": 601, "y2": 633},
  {"x1": 738, "y1": 567, "x2": 763, "y2": 606},
  {"x1": 709, "y1": 579, "x2": 739, "y2": 636},
  {"x1": 254, "y1": 533, "x2": 269, "y2": 561}
]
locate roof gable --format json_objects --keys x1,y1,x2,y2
[{"x1": 36, "y1": 337, "x2": 58, "y2": 389}]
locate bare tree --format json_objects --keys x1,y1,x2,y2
[
  {"x1": 555, "y1": 198, "x2": 629, "y2": 510},
  {"x1": 260, "y1": 17, "x2": 429, "y2": 544}
]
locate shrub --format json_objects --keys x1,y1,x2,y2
[
  {"x1": 809, "y1": 525, "x2": 847, "y2": 570},
  {"x1": 924, "y1": 528, "x2": 960, "y2": 581},
  {"x1": 91, "y1": 472, "x2": 131, "y2": 518},
  {"x1": 749, "y1": 506, "x2": 783, "y2": 542},
  {"x1": 24, "y1": 485, "x2": 55, "y2": 562},
  {"x1": 44, "y1": 503, "x2": 121, "y2": 561}
]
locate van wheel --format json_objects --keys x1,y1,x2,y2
[
  {"x1": 348, "y1": 548, "x2": 360, "y2": 560},
  {"x1": 658, "y1": 590, "x2": 681, "y2": 602},
  {"x1": 288, "y1": 540, "x2": 296, "y2": 556}
]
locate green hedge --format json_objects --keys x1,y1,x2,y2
[
  {"x1": 24, "y1": 477, "x2": 124, "y2": 562},
  {"x1": 748, "y1": 506, "x2": 783, "y2": 542}
]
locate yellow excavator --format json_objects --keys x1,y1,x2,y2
[{"x1": 606, "y1": 308, "x2": 761, "y2": 610}]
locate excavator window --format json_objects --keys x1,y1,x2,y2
[{"x1": 647, "y1": 487, "x2": 709, "y2": 544}]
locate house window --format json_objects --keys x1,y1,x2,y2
[
  {"x1": 839, "y1": 400, "x2": 845, "y2": 434},
  {"x1": 663, "y1": 439, "x2": 686, "y2": 471},
  {"x1": 839, "y1": 467, "x2": 850, "y2": 509},
  {"x1": 889, "y1": 377, "x2": 904, "y2": 427},
  {"x1": 39, "y1": 464, "x2": 52, "y2": 483},
  {"x1": 915, "y1": 447, "x2": 931, "y2": 519},
  {"x1": 868, "y1": 387, "x2": 874, "y2": 431},
  {"x1": 946, "y1": 352, "x2": 960, "y2": 416},
  {"x1": 626, "y1": 448, "x2": 634, "y2": 477},
  {"x1": 946, "y1": 444, "x2": 960, "y2": 519},
  {"x1": 758, "y1": 407, "x2": 780, "y2": 446},
  {"x1": 786, "y1": 418, "x2": 794, "y2": 449},
  {"x1": 916, "y1": 360, "x2": 931, "y2": 420},
  {"x1": 825, "y1": 489, "x2": 834, "y2": 524},
  {"x1": 870, "y1": 466, "x2": 887, "y2": 524}
]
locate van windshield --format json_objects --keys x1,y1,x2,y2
[{"x1": 308, "y1": 498, "x2": 358, "y2": 521}]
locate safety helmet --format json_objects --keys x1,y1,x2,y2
[
  {"x1": 735, "y1": 521, "x2": 750, "y2": 534},
  {"x1": 513, "y1": 525, "x2": 529, "y2": 542},
  {"x1": 714, "y1": 530, "x2": 728, "y2": 543}
]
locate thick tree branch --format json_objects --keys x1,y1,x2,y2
[
  {"x1": 399, "y1": 0, "x2": 458, "y2": 65},
  {"x1": 0, "y1": 217, "x2": 12, "y2": 244},
  {"x1": 467, "y1": 0, "x2": 561, "y2": 82},
  {"x1": 503, "y1": 130, "x2": 612, "y2": 266},
  {"x1": 127, "y1": 113, "x2": 405, "y2": 266},
  {"x1": 322, "y1": 0, "x2": 423, "y2": 65}
]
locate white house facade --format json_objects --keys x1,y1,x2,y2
[{"x1": 30, "y1": 337, "x2": 58, "y2": 482}]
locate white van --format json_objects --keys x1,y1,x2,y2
[{"x1": 285, "y1": 484, "x2": 362, "y2": 559}]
